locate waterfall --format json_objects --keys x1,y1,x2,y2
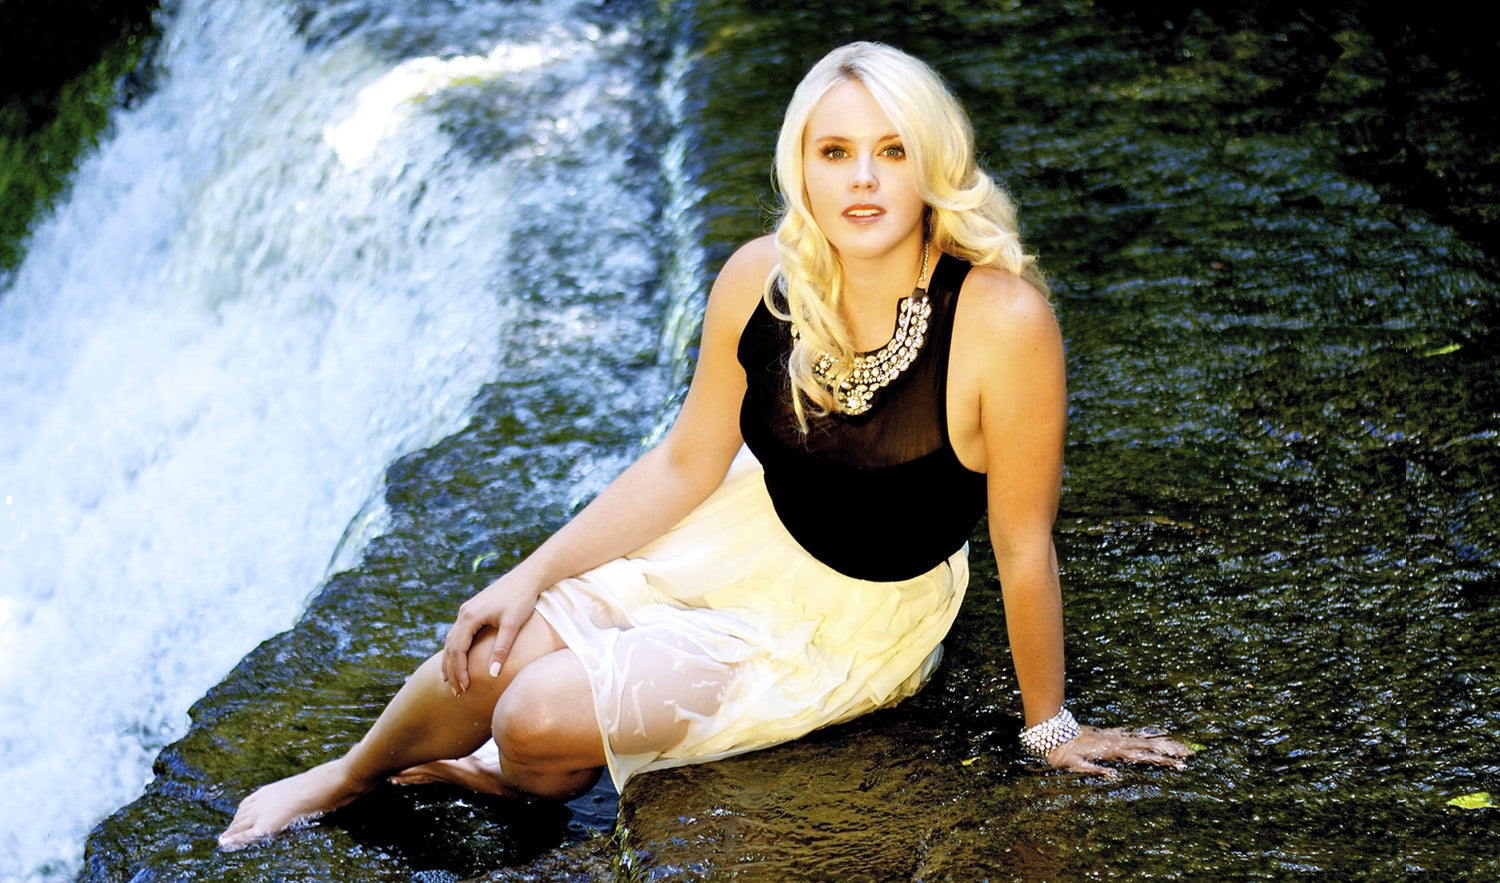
[{"x1": 0, "y1": 1, "x2": 670, "y2": 879}]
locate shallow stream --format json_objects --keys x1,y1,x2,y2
[{"x1": 2, "y1": 0, "x2": 1494, "y2": 880}]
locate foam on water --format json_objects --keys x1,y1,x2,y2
[{"x1": 0, "y1": 1, "x2": 659, "y2": 879}]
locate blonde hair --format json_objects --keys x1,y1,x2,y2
[{"x1": 769, "y1": 41, "x2": 1044, "y2": 428}]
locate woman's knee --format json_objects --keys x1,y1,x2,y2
[
  {"x1": 491, "y1": 689, "x2": 558, "y2": 765},
  {"x1": 491, "y1": 653, "x2": 604, "y2": 769}
]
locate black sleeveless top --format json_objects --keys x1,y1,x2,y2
[{"x1": 737, "y1": 254, "x2": 987, "y2": 582}]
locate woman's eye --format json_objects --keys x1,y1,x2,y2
[
  {"x1": 821, "y1": 146, "x2": 848, "y2": 159},
  {"x1": 881, "y1": 144, "x2": 906, "y2": 158}
]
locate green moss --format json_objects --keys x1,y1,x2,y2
[{"x1": 0, "y1": 29, "x2": 151, "y2": 276}]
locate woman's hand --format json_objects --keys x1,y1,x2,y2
[
  {"x1": 1045, "y1": 725, "x2": 1195, "y2": 778},
  {"x1": 440, "y1": 574, "x2": 541, "y2": 694},
  {"x1": 429, "y1": 239, "x2": 766, "y2": 698}
]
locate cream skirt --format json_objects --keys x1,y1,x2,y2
[{"x1": 531, "y1": 445, "x2": 969, "y2": 791}]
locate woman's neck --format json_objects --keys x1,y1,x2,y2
[{"x1": 838, "y1": 238, "x2": 929, "y2": 348}]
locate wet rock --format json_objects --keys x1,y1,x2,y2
[{"x1": 75, "y1": 0, "x2": 1500, "y2": 879}]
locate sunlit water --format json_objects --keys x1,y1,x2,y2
[
  {"x1": 0, "y1": 0, "x2": 672, "y2": 879},
  {"x1": 606, "y1": 3, "x2": 1500, "y2": 878},
  {"x1": 14, "y1": 0, "x2": 1498, "y2": 880}
]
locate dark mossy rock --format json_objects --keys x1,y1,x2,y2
[
  {"x1": 615, "y1": 704, "x2": 1035, "y2": 881},
  {"x1": 75, "y1": 0, "x2": 1500, "y2": 879}
]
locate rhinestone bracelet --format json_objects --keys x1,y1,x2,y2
[{"x1": 1019, "y1": 708, "x2": 1079, "y2": 758}]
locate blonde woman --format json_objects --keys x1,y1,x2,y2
[{"x1": 220, "y1": 41, "x2": 1189, "y2": 850}]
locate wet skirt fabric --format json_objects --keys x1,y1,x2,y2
[{"x1": 532, "y1": 445, "x2": 970, "y2": 791}]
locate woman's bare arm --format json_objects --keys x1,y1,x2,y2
[
  {"x1": 442, "y1": 237, "x2": 777, "y2": 691},
  {"x1": 959, "y1": 268, "x2": 1193, "y2": 775},
  {"x1": 955, "y1": 269, "x2": 1069, "y2": 727}
]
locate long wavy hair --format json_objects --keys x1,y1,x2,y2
[{"x1": 770, "y1": 41, "x2": 1044, "y2": 429}]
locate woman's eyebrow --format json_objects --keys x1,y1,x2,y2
[{"x1": 808, "y1": 132, "x2": 901, "y2": 143}]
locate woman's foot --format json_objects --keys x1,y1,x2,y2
[
  {"x1": 389, "y1": 754, "x2": 523, "y2": 797},
  {"x1": 218, "y1": 759, "x2": 377, "y2": 851}
]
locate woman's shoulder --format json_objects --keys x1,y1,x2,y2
[
  {"x1": 700, "y1": 236, "x2": 780, "y2": 347},
  {"x1": 705, "y1": 236, "x2": 779, "y2": 323},
  {"x1": 953, "y1": 264, "x2": 1058, "y2": 350},
  {"x1": 715, "y1": 235, "x2": 779, "y2": 289}
]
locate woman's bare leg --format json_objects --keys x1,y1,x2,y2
[
  {"x1": 388, "y1": 753, "x2": 510, "y2": 794},
  {"x1": 388, "y1": 648, "x2": 612, "y2": 800},
  {"x1": 218, "y1": 614, "x2": 569, "y2": 850},
  {"x1": 488, "y1": 648, "x2": 608, "y2": 800},
  {"x1": 400, "y1": 628, "x2": 742, "y2": 801}
]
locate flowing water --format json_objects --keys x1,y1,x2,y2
[
  {"x1": 2, "y1": 0, "x2": 678, "y2": 879},
  {"x1": 2, "y1": 0, "x2": 1496, "y2": 880}
]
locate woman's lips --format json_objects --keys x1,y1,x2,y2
[{"x1": 843, "y1": 204, "x2": 884, "y2": 224}]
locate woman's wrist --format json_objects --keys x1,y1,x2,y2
[{"x1": 1019, "y1": 707, "x2": 1078, "y2": 758}]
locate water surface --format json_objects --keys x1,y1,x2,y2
[{"x1": 15, "y1": 0, "x2": 1496, "y2": 879}]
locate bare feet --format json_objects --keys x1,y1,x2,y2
[
  {"x1": 218, "y1": 759, "x2": 377, "y2": 851},
  {"x1": 389, "y1": 753, "x2": 524, "y2": 798}
]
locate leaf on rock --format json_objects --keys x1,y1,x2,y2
[{"x1": 1446, "y1": 792, "x2": 1493, "y2": 810}]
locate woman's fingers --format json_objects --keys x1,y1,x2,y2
[
  {"x1": 1107, "y1": 741, "x2": 1189, "y2": 768},
  {"x1": 1110, "y1": 729, "x2": 1195, "y2": 764},
  {"x1": 485, "y1": 613, "x2": 523, "y2": 680},
  {"x1": 439, "y1": 578, "x2": 539, "y2": 695},
  {"x1": 1133, "y1": 734, "x2": 1195, "y2": 762},
  {"x1": 443, "y1": 602, "x2": 484, "y2": 693},
  {"x1": 1054, "y1": 754, "x2": 1120, "y2": 779},
  {"x1": 1047, "y1": 725, "x2": 1195, "y2": 775},
  {"x1": 442, "y1": 629, "x2": 458, "y2": 690}
]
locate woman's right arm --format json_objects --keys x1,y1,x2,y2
[{"x1": 442, "y1": 236, "x2": 778, "y2": 691}]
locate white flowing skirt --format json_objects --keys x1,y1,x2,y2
[{"x1": 533, "y1": 445, "x2": 969, "y2": 791}]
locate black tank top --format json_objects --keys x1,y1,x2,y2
[{"x1": 737, "y1": 253, "x2": 987, "y2": 581}]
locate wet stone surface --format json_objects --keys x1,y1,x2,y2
[
  {"x1": 616, "y1": 0, "x2": 1500, "y2": 879},
  {"x1": 78, "y1": 0, "x2": 1498, "y2": 880}
]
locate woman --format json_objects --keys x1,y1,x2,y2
[{"x1": 219, "y1": 41, "x2": 1189, "y2": 851}]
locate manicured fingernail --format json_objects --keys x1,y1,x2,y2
[{"x1": 489, "y1": 661, "x2": 501, "y2": 678}]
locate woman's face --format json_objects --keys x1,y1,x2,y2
[{"x1": 801, "y1": 79, "x2": 925, "y2": 270}]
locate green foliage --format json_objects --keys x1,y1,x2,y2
[{"x1": 0, "y1": 29, "x2": 150, "y2": 275}]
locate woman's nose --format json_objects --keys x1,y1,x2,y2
[{"x1": 850, "y1": 154, "x2": 877, "y2": 190}]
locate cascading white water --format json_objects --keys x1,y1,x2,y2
[{"x1": 0, "y1": 1, "x2": 666, "y2": 879}]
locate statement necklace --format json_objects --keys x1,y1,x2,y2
[{"x1": 795, "y1": 242, "x2": 933, "y2": 416}]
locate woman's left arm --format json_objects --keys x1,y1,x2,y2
[
  {"x1": 961, "y1": 270, "x2": 1193, "y2": 776},
  {"x1": 960, "y1": 271, "x2": 1067, "y2": 730}
]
